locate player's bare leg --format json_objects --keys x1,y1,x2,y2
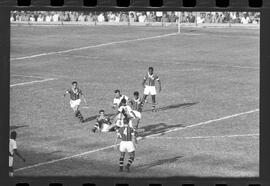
[
  {"x1": 9, "y1": 167, "x2": 14, "y2": 177},
  {"x1": 73, "y1": 105, "x2": 84, "y2": 123},
  {"x1": 141, "y1": 94, "x2": 148, "y2": 110},
  {"x1": 119, "y1": 152, "x2": 125, "y2": 172},
  {"x1": 126, "y1": 151, "x2": 135, "y2": 172},
  {"x1": 151, "y1": 95, "x2": 157, "y2": 112}
]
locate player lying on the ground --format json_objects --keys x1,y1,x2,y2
[
  {"x1": 111, "y1": 98, "x2": 139, "y2": 128},
  {"x1": 64, "y1": 81, "x2": 88, "y2": 123},
  {"x1": 115, "y1": 117, "x2": 137, "y2": 172},
  {"x1": 128, "y1": 91, "x2": 143, "y2": 130},
  {"x1": 141, "y1": 67, "x2": 161, "y2": 112},
  {"x1": 92, "y1": 109, "x2": 116, "y2": 133},
  {"x1": 9, "y1": 131, "x2": 26, "y2": 177}
]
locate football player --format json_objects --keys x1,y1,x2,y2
[
  {"x1": 64, "y1": 81, "x2": 87, "y2": 123},
  {"x1": 141, "y1": 67, "x2": 161, "y2": 112}
]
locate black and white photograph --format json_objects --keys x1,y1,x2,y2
[{"x1": 9, "y1": 11, "x2": 259, "y2": 177}]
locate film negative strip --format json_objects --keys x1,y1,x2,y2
[{"x1": 0, "y1": 0, "x2": 269, "y2": 186}]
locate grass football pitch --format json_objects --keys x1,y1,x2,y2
[{"x1": 10, "y1": 24, "x2": 259, "y2": 177}]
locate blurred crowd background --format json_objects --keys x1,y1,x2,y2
[{"x1": 10, "y1": 11, "x2": 260, "y2": 24}]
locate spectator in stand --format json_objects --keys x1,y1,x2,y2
[
  {"x1": 241, "y1": 13, "x2": 250, "y2": 24},
  {"x1": 138, "y1": 13, "x2": 146, "y2": 23},
  {"x1": 45, "y1": 13, "x2": 52, "y2": 22},
  {"x1": 53, "y1": 12, "x2": 59, "y2": 22},
  {"x1": 97, "y1": 13, "x2": 105, "y2": 22},
  {"x1": 156, "y1": 11, "x2": 162, "y2": 22}
]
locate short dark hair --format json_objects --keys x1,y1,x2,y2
[
  {"x1": 99, "y1": 109, "x2": 105, "y2": 113},
  {"x1": 134, "y1": 91, "x2": 139, "y2": 96},
  {"x1": 10, "y1": 131, "x2": 17, "y2": 139},
  {"x1": 123, "y1": 117, "x2": 129, "y2": 124},
  {"x1": 114, "y1": 89, "x2": 120, "y2": 93},
  {"x1": 121, "y1": 98, "x2": 127, "y2": 104},
  {"x1": 72, "y1": 81, "x2": 78, "y2": 85},
  {"x1": 148, "y1": 67, "x2": 154, "y2": 71}
]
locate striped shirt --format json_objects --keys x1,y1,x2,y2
[
  {"x1": 129, "y1": 97, "x2": 142, "y2": 112},
  {"x1": 118, "y1": 126, "x2": 134, "y2": 141},
  {"x1": 66, "y1": 88, "x2": 83, "y2": 100},
  {"x1": 144, "y1": 72, "x2": 159, "y2": 86}
]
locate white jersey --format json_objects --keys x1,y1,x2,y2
[
  {"x1": 113, "y1": 95, "x2": 129, "y2": 107},
  {"x1": 118, "y1": 105, "x2": 134, "y2": 118},
  {"x1": 9, "y1": 139, "x2": 17, "y2": 156}
]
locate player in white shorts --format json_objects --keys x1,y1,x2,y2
[
  {"x1": 92, "y1": 110, "x2": 115, "y2": 133},
  {"x1": 112, "y1": 89, "x2": 129, "y2": 127},
  {"x1": 115, "y1": 117, "x2": 137, "y2": 172},
  {"x1": 9, "y1": 131, "x2": 25, "y2": 177},
  {"x1": 64, "y1": 81, "x2": 88, "y2": 123},
  {"x1": 141, "y1": 67, "x2": 162, "y2": 112},
  {"x1": 111, "y1": 98, "x2": 138, "y2": 128}
]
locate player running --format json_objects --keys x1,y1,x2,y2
[
  {"x1": 141, "y1": 67, "x2": 161, "y2": 112},
  {"x1": 115, "y1": 117, "x2": 137, "y2": 172},
  {"x1": 92, "y1": 109, "x2": 115, "y2": 133},
  {"x1": 64, "y1": 81, "x2": 87, "y2": 123},
  {"x1": 9, "y1": 131, "x2": 26, "y2": 177},
  {"x1": 129, "y1": 91, "x2": 143, "y2": 130}
]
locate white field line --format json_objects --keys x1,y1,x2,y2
[
  {"x1": 10, "y1": 32, "x2": 179, "y2": 61},
  {"x1": 10, "y1": 78, "x2": 56, "y2": 87},
  {"x1": 148, "y1": 133, "x2": 259, "y2": 140},
  {"x1": 11, "y1": 74, "x2": 48, "y2": 79},
  {"x1": 14, "y1": 108, "x2": 259, "y2": 172}
]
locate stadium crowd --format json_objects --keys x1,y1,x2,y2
[{"x1": 10, "y1": 11, "x2": 260, "y2": 24}]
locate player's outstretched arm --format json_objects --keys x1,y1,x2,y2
[
  {"x1": 14, "y1": 149, "x2": 25, "y2": 162},
  {"x1": 142, "y1": 78, "x2": 146, "y2": 89},
  {"x1": 81, "y1": 95, "x2": 88, "y2": 105},
  {"x1": 158, "y1": 79, "x2": 162, "y2": 93}
]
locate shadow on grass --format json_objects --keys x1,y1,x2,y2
[
  {"x1": 143, "y1": 102, "x2": 199, "y2": 112},
  {"x1": 10, "y1": 125, "x2": 29, "y2": 130},
  {"x1": 83, "y1": 113, "x2": 114, "y2": 123},
  {"x1": 138, "y1": 123, "x2": 185, "y2": 138},
  {"x1": 83, "y1": 102, "x2": 198, "y2": 123},
  {"x1": 135, "y1": 156, "x2": 183, "y2": 170}
]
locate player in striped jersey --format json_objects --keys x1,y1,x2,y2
[
  {"x1": 64, "y1": 81, "x2": 87, "y2": 123},
  {"x1": 141, "y1": 67, "x2": 162, "y2": 112},
  {"x1": 116, "y1": 117, "x2": 137, "y2": 172},
  {"x1": 129, "y1": 91, "x2": 143, "y2": 130}
]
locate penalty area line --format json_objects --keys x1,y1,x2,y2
[
  {"x1": 10, "y1": 78, "x2": 56, "y2": 87},
  {"x1": 14, "y1": 108, "x2": 259, "y2": 172}
]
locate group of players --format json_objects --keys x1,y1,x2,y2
[
  {"x1": 9, "y1": 67, "x2": 161, "y2": 175},
  {"x1": 63, "y1": 66, "x2": 161, "y2": 172}
]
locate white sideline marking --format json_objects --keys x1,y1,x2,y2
[
  {"x1": 11, "y1": 74, "x2": 47, "y2": 79},
  {"x1": 14, "y1": 108, "x2": 259, "y2": 172},
  {"x1": 10, "y1": 78, "x2": 56, "y2": 87},
  {"x1": 10, "y1": 33, "x2": 179, "y2": 61},
  {"x1": 148, "y1": 133, "x2": 259, "y2": 140}
]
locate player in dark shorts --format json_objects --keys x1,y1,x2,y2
[
  {"x1": 116, "y1": 117, "x2": 137, "y2": 172},
  {"x1": 64, "y1": 81, "x2": 88, "y2": 123},
  {"x1": 141, "y1": 67, "x2": 162, "y2": 112}
]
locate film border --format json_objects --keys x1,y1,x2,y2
[{"x1": 0, "y1": 0, "x2": 269, "y2": 186}]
